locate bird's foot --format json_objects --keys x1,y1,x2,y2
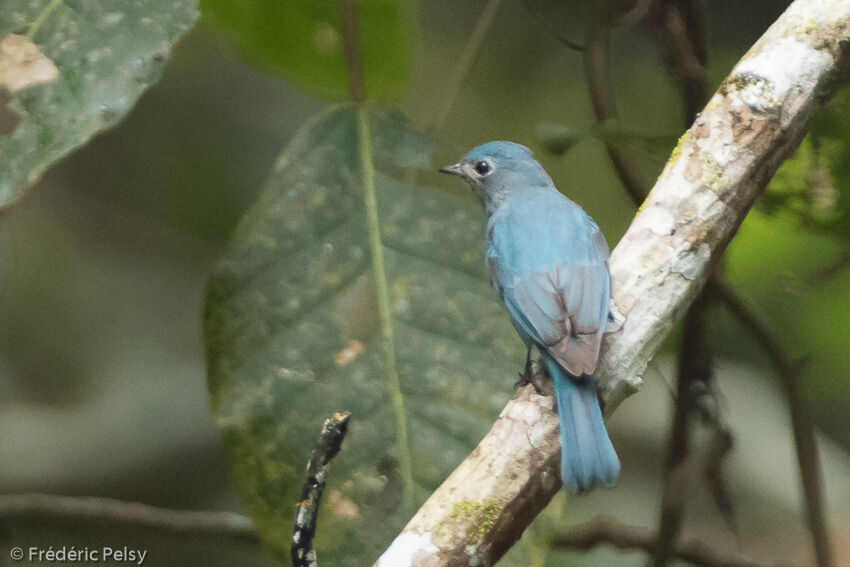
[{"x1": 514, "y1": 365, "x2": 544, "y2": 395}]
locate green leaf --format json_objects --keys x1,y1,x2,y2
[
  {"x1": 204, "y1": 105, "x2": 522, "y2": 564},
  {"x1": 0, "y1": 0, "x2": 198, "y2": 208},
  {"x1": 199, "y1": 0, "x2": 411, "y2": 101}
]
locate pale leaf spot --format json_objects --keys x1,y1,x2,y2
[
  {"x1": 334, "y1": 339, "x2": 364, "y2": 367},
  {"x1": 326, "y1": 489, "x2": 360, "y2": 520},
  {"x1": 0, "y1": 34, "x2": 59, "y2": 92},
  {"x1": 313, "y1": 23, "x2": 340, "y2": 55}
]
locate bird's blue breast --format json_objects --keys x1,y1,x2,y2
[{"x1": 486, "y1": 188, "x2": 603, "y2": 279}]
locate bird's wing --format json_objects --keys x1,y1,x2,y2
[{"x1": 493, "y1": 229, "x2": 611, "y2": 377}]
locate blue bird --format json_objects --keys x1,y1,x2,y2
[{"x1": 440, "y1": 141, "x2": 619, "y2": 492}]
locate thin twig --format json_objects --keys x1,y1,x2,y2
[
  {"x1": 0, "y1": 494, "x2": 258, "y2": 543},
  {"x1": 551, "y1": 517, "x2": 799, "y2": 567},
  {"x1": 292, "y1": 411, "x2": 352, "y2": 567},
  {"x1": 434, "y1": 0, "x2": 504, "y2": 130},
  {"x1": 583, "y1": 0, "x2": 647, "y2": 204},
  {"x1": 646, "y1": 0, "x2": 709, "y2": 125},
  {"x1": 647, "y1": 3, "x2": 718, "y2": 565},
  {"x1": 340, "y1": 0, "x2": 365, "y2": 105},
  {"x1": 670, "y1": 0, "x2": 738, "y2": 539},
  {"x1": 654, "y1": 292, "x2": 714, "y2": 567},
  {"x1": 519, "y1": 0, "x2": 585, "y2": 52},
  {"x1": 613, "y1": 0, "x2": 653, "y2": 29},
  {"x1": 710, "y1": 280, "x2": 833, "y2": 567}
]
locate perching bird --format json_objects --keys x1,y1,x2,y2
[{"x1": 440, "y1": 141, "x2": 619, "y2": 492}]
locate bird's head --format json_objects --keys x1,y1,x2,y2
[{"x1": 440, "y1": 141, "x2": 553, "y2": 214}]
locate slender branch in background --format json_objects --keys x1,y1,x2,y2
[
  {"x1": 375, "y1": 2, "x2": 850, "y2": 564},
  {"x1": 702, "y1": 423, "x2": 737, "y2": 533},
  {"x1": 292, "y1": 411, "x2": 352, "y2": 567},
  {"x1": 644, "y1": 3, "x2": 719, "y2": 566},
  {"x1": 0, "y1": 414, "x2": 355, "y2": 560},
  {"x1": 613, "y1": 0, "x2": 653, "y2": 29},
  {"x1": 647, "y1": 0, "x2": 709, "y2": 125},
  {"x1": 551, "y1": 517, "x2": 799, "y2": 567},
  {"x1": 710, "y1": 280, "x2": 834, "y2": 567},
  {"x1": 654, "y1": 293, "x2": 714, "y2": 567},
  {"x1": 0, "y1": 494, "x2": 258, "y2": 543},
  {"x1": 519, "y1": 0, "x2": 585, "y2": 53},
  {"x1": 434, "y1": 0, "x2": 504, "y2": 130},
  {"x1": 340, "y1": 0, "x2": 365, "y2": 105},
  {"x1": 583, "y1": 0, "x2": 647, "y2": 205}
]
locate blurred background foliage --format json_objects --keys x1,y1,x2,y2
[{"x1": 1, "y1": 1, "x2": 849, "y2": 566}]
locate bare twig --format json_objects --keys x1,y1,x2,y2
[
  {"x1": 340, "y1": 0, "x2": 365, "y2": 105},
  {"x1": 646, "y1": 0, "x2": 710, "y2": 125},
  {"x1": 434, "y1": 0, "x2": 504, "y2": 130},
  {"x1": 376, "y1": 2, "x2": 850, "y2": 563},
  {"x1": 710, "y1": 280, "x2": 834, "y2": 567},
  {"x1": 519, "y1": 0, "x2": 585, "y2": 52},
  {"x1": 0, "y1": 493, "x2": 258, "y2": 543},
  {"x1": 292, "y1": 411, "x2": 352, "y2": 567},
  {"x1": 645, "y1": 3, "x2": 723, "y2": 565},
  {"x1": 654, "y1": 292, "x2": 715, "y2": 567},
  {"x1": 613, "y1": 0, "x2": 653, "y2": 29},
  {"x1": 583, "y1": 0, "x2": 647, "y2": 205},
  {"x1": 552, "y1": 517, "x2": 798, "y2": 567}
]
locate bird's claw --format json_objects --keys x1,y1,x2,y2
[{"x1": 514, "y1": 368, "x2": 544, "y2": 395}]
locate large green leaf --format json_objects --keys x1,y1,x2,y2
[
  {"x1": 204, "y1": 105, "x2": 524, "y2": 564},
  {"x1": 0, "y1": 0, "x2": 198, "y2": 208},
  {"x1": 199, "y1": 0, "x2": 411, "y2": 100}
]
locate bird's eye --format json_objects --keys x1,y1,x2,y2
[{"x1": 474, "y1": 160, "x2": 492, "y2": 175}]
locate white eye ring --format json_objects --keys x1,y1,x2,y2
[{"x1": 474, "y1": 160, "x2": 492, "y2": 176}]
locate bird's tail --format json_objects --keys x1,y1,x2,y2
[{"x1": 543, "y1": 355, "x2": 620, "y2": 493}]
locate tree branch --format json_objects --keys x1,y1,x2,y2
[
  {"x1": 583, "y1": 8, "x2": 723, "y2": 564},
  {"x1": 551, "y1": 517, "x2": 798, "y2": 567},
  {"x1": 292, "y1": 411, "x2": 351, "y2": 567},
  {"x1": 375, "y1": 1, "x2": 850, "y2": 564},
  {"x1": 589, "y1": 2, "x2": 833, "y2": 562},
  {"x1": 0, "y1": 494, "x2": 258, "y2": 543}
]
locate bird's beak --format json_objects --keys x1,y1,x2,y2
[{"x1": 439, "y1": 162, "x2": 463, "y2": 176}]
